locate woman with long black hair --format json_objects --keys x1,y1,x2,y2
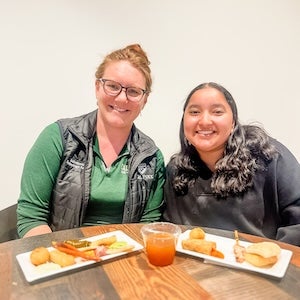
[{"x1": 163, "y1": 82, "x2": 300, "y2": 246}]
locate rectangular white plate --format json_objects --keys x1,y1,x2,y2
[
  {"x1": 176, "y1": 230, "x2": 292, "y2": 279},
  {"x1": 16, "y1": 230, "x2": 143, "y2": 283}
]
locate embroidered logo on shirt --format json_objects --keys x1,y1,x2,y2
[
  {"x1": 121, "y1": 164, "x2": 129, "y2": 174},
  {"x1": 138, "y1": 163, "x2": 147, "y2": 174},
  {"x1": 137, "y1": 163, "x2": 153, "y2": 179}
]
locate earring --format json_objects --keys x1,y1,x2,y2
[{"x1": 184, "y1": 137, "x2": 191, "y2": 146}]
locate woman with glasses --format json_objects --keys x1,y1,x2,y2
[
  {"x1": 17, "y1": 44, "x2": 165, "y2": 238},
  {"x1": 163, "y1": 82, "x2": 300, "y2": 246}
]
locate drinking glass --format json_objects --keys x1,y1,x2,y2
[{"x1": 141, "y1": 222, "x2": 181, "y2": 266}]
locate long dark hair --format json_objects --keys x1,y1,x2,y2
[{"x1": 172, "y1": 82, "x2": 277, "y2": 197}]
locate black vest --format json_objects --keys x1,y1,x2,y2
[{"x1": 50, "y1": 110, "x2": 159, "y2": 231}]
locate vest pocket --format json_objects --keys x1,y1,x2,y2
[{"x1": 51, "y1": 180, "x2": 82, "y2": 230}]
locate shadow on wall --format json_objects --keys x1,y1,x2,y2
[{"x1": 0, "y1": 204, "x2": 18, "y2": 243}]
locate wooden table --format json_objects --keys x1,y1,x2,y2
[{"x1": 0, "y1": 224, "x2": 299, "y2": 300}]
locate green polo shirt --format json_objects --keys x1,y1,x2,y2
[{"x1": 84, "y1": 136, "x2": 129, "y2": 225}]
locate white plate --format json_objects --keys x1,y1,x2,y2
[
  {"x1": 176, "y1": 230, "x2": 293, "y2": 279},
  {"x1": 16, "y1": 230, "x2": 143, "y2": 283}
]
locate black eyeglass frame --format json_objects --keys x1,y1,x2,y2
[{"x1": 98, "y1": 78, "x2": 148, "y2": 102}]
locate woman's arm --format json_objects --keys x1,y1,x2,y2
[
  {"x1": 274, "y1": 140, "x2": 300, "y2": 246},
  {"x1": 17, "y1": 123, "x2": 63, "y2": 238},
  {"x1": 23, "y1": 225, "x2": 52, "y2": 237}
]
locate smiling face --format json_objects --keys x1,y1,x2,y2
[
  {"x1": 183, "y1": 87, "x2": 234, "y2": 162},
  {"x1": 95, "y1": 60, "x2": 148, "y2": 131}
]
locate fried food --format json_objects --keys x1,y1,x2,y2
[
  {"x1": 182, "y1": 239, "x2": 216, "y2": 255},
  {"x1": 30, "y1": 247, "x2": 50, "y2": 266},
  {"x1": 244, "y1": 242, "x2": 281, "y2": 267},
  {"x1": 182, "y1": 228, "x2": 224, "y2": 258},
  {"x1": 49, "y1": 249, "x2": 76, "y2": 267},
  {"x1": 189, "y1": 227, "x2": 205, "y2": 240}
]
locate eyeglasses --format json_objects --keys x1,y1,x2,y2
[{"x1": 98, "y1": 78, "x2": 147, "y2": 102}]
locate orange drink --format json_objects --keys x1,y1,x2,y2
[
  {"x1": 146, "y1": 232, "x2": 176, "y2": 266},
  {"x1": 141, "y1": 222, "x2": 181, "y2": 267}
]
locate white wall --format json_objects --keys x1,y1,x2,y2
[{"x1": 1, "y1": 0, "x2": 299, "y2": 210}]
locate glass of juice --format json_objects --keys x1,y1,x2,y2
[{"x1": 141, "y1": 222, "x2": 181, "y2": 266}]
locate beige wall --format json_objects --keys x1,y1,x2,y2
[{"x1": 1, "y1": 0, "x2": 299, "y2": 210}]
